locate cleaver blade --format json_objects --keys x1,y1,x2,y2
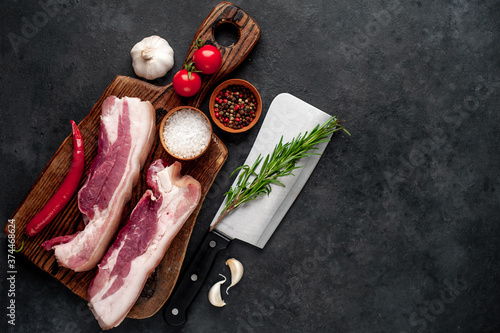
[{"x1": 163, "y1": 93, "x2": 333, "y2": 327}]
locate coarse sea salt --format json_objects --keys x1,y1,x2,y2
[{"x1": 163, "y1": 108, "x2": 211, "y2": 159}]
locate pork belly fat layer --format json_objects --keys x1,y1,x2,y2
[
  {"x1": 42, "y1": 96, "x2": 155, "y2": 272},
  {"x1": 88, "y1": 160, "x2": 201, "y2": 330}
]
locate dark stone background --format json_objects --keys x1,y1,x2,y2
[{"x1": 1, "y1": 0, "x2": 499, "y2": 332}]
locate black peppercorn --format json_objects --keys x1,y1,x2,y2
[{"x1": 213, "y1": 84, "x2": 258, "y2": 129}]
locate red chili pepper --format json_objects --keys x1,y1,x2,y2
[{"x1": 25, "y1": 120, "x2": 85, "y2": 237}]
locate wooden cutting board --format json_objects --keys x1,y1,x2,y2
[{"x1": 5, "y1": 1, "x2": 260, "y2": 320}]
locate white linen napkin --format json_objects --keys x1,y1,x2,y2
[{"x1": 210, "y1": 93, "x2": 335, "y2": 248}]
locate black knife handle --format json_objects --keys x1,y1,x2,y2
[{"x1": 163, "y1": 230, "x2": 230, "y2": 327}]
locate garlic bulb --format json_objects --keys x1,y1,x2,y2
[
  {"x1": 131, "y1": 35, "x2": 174, "y2": 80},
  {"x1": 208, "y1": 274, "x2": 227, "y2": 307},
  {"x1": 226, "y1": 258, "x2": 244, "y2": 294}
]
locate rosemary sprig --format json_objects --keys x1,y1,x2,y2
[{"x1": 211, "y1": 116, "x2": 348, "y2": 230}]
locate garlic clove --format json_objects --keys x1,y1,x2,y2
[
  {"x1": 226, "y1": 258, "x2": 244, "y2": 294},
  {"x1": 208, "y1": 274, "x2": 227, "y2": 307},
  {"x1": 131, "y1": 35, "x2": 174, "y2": 80}
]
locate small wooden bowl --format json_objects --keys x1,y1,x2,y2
[
  {"x1": 159, "y1": 106, "x2": 212, "y2": 160},
  {"x1": 209, "y1": 79, "x2": 262, "y2": 133}
]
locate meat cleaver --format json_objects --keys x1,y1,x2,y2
[{"x1": 163, "y1": 93, "x2": 335, "y2": 326}]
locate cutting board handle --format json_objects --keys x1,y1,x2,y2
[{"x1": 175, "y1": 1, "x2": 261, "y2": 108}]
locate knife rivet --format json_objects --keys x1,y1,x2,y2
[
  {"x1": 209, "y1": 240, "x2": 216, "y2": 248},
  {"x1": 172, "y1": 308, "x2": 179, "y2": 316},
  {"x1": 191, "y1": 274, "x2": 198, "y2": 281}
]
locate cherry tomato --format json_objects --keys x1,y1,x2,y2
[
  {"x1": 172, "y1": 69, "x2": 202, "y2": 97},
  {"x1": 193, "y1": 45, "x2": 222, "y2": 74}
]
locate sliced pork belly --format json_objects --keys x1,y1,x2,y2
[
  {"x1": 87, "y1": 159, "x2": 201, "y2": 330},
  {"x1": 42, "y1": 96, "x2": 155, "y2": 272}
]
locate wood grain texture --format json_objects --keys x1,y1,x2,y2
[{"x1": 5, "y1": 1, "x2": 260, "y2": 320}]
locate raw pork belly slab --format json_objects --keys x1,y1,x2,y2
[
  {"x1": 42, "y1": 96, "x2": 155, "y2": 272},
  {"x1": 87, "y1": 159, "x2": 201, "y2": 330}
]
